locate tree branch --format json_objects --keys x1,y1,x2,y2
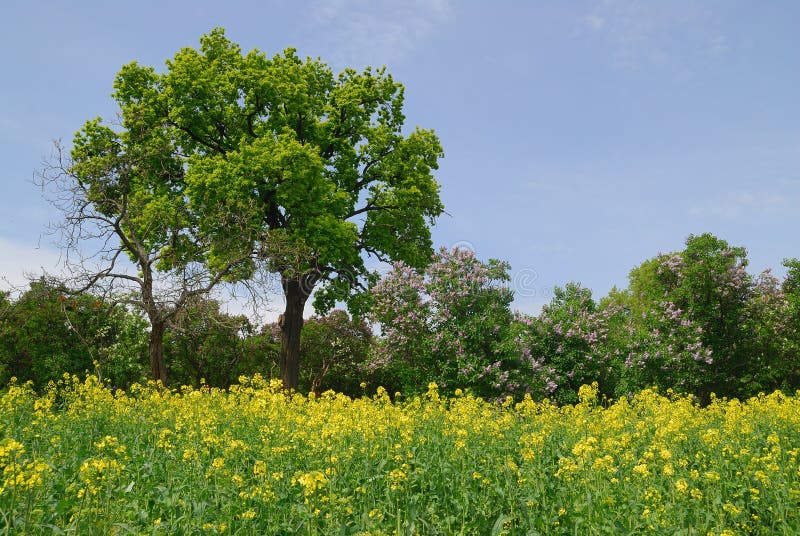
[{"x1": 346, "y1": 202, "x2": 398, "y2": 219}]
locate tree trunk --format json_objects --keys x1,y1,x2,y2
[
  {"x1": 279, "y1": 274, "x2": 316, "y2": 390},
  {"x1": 149, "y1": 320, "x2": 168, "y2": 385}
]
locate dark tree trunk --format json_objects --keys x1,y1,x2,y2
[
  {"x1": 279, "y1": 274, "x2": 317, "y2": 390},
  {"x1": 149, "y1": 320, "x2": 168, "y2": 385}
]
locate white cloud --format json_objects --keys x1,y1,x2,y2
[
  {"x1": 689, "y1": 190, "x2": 795, "y2": 220},
  {"x1": 306, "y1": 0, "x2": 451, "y2": 67},
  {"x1": 0, "y1": 236, "x2": 63, "y2": 293},
  {"x1": 704, "y1": 33, "x2": 729, "y2": 57},
  {"x1": 584, "y1": 14, "x2": 606, "y2": 30},
  {"x1": 580, "y1": 0, "x2": 729, "y2": 69}
]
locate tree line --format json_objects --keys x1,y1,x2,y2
[{"x1": 3, "y1": 233, "x2": 799, "y2": 403}]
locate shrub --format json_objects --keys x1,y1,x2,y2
[{"x1": 367, "y1": 247, "x2": 549, "y2": 399}]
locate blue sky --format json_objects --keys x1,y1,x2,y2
[{"x1": 2, "y1": 0, "x2": 799, "y2": 317}]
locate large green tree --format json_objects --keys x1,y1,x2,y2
[
  {"x1": 44, "y1": 29, "x2": 442, "y2": 389},
  {"x1": 109, "y1": 29, "x2": 443, "y2": 389}
]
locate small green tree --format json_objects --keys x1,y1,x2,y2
[{"x1": 40, "y1": 101, "x2": 254, "y2": 385}]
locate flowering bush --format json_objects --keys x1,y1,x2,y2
[
  {"x1": 514, "y1": 283, "x2": 614, "y2": 404},
  {"x1": 0, "y1": 279, "x2": 148, "y2": 389},
  {"x1": 741, "y1": 264, "x2": 800, "y2": 393},
  {"x1": 367, "y1": 247, "x2": 549, "y2": 398},
  {"x1": 782, "y1": 259, "x2": 800, "y2": 377},
  {"x1": 620, "y1": 234, "x2": 760, "y2": 399}
]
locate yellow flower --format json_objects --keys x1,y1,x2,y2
[
  {"x1": 723, "y1": 502, "x2": 741, "y2": 516},
  {"x1": 578, "y1": 382, "x2": 599, "y2": 405},
  {"x1": 633, "y1": 463, "x2": 651, "y2": 477},
  {"x1": 295, "y1": 470, "x2": 327, "y2": 496},
  {"x1": 0, "y1": 438, "x2": 25, "y2": 460},
  {"x1": 253, "y1": 460, "x2": 267, "y2": 477}
]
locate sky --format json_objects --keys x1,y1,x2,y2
[{"x1": 1, "y1": 0, "x2": 799, "y2": 318}]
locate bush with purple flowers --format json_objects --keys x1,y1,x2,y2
[
  {"x1": 512, "y1": 283, "x2": 615, "y2": 404},
  {"x1": 365, "y1": 234, "x2": 800, "y2": 403},
  {"x1": 367, "y1": 247, "x2": 552, "y2": 399}
]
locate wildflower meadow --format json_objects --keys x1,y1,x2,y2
[{"x1": 2, "y1": 375, "x2": 799, "y2": 535}]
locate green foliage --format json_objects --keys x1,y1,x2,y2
[
  {"x1": 764, "y1": 258, "x2": 800, "y2": 388},
  {"x1": 110, "y1": 28, "x2": 444, "y2": 311},
  {"x1": 162, "y1": 297, "x2": 260, "y2": 388},
  {"x1": 0, "y1": 280, "x2": 147, "y2": 389},
  {"x1": 783, "y1": 259, "x2": 800, "y2": 358},
  {"x1": 70, "y1": 116, "x2": 197, "y2": 273},
  {"x1": 298, "y1": 310, "x2": 372, "y2": 396}
]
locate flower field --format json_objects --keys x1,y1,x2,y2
[{"x1": 1, "y1": 376, "x2": 799, "y2": 535}]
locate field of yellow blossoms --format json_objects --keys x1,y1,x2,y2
[{"x1": 1, "y1": 375, "x2": 799, "y2": 535}]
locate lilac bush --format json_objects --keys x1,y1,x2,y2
[
  {"x1": 624, "y1": 234, "x2": 755, "y2": 398},
  {"x1": 604, "y1": 294, "x2": 712, "y2": 398},
  {"x1": 367, "y1": 247, "x2": 551, "y2": 399},
  {"x1": 741, "y1": 267, "x2": 799, "y2": 392},
  {"x1": 513, "y1": 283, "x2": 614, "y2": 404}
]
